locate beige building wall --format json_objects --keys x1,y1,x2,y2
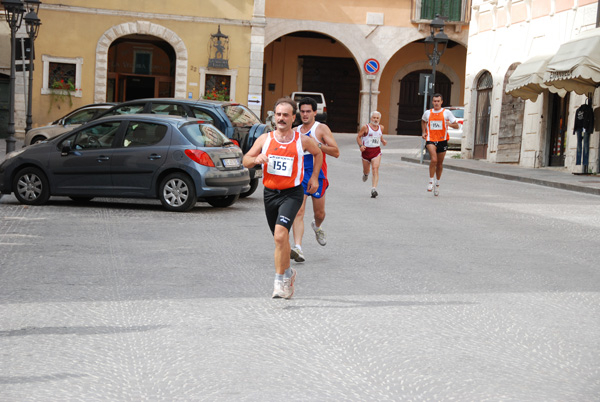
[
  {"x1": 264, "y1": 0, "x2": 469, "y2": 132},
  {"x1": 9, "y1": 0, "x2": 259, "y2": 133},
  {"x1": 464, "y1": 0, "x2": 598, "y2": 172}
]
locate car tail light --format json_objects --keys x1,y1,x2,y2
[
  {"x1": 230, "y1": 139, "x2": 239, "y2": 147},
  {"x1": 457, "y1": 119, "x2": 464, "y2": 125},
  {"x1": 323, "y1": 106, "x2": 327, "y2": 113},
  {"x1": 185, "y1": 149, "x2": 215, "y2": 167}
]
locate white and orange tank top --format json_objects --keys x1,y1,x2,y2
[
  {"x1": 426, "y1": 108, "x2": 448, "y2": 142},
  {"x1": 261, "y1": 131, "x2": 304, "y2": 190},
  {"x1": 362, "y1": 124, "x2": 383, "y2": 148}
]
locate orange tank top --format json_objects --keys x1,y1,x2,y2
[
  {"x1": 261, "y1": 131, "x2": 304, "y2": 190},
  {"x1": 426, "y1": 108, "x2": 448, "y2": 142}
]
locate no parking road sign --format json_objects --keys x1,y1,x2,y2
[{"x1": 364, "y1": 58, "x2": 380, "y2": 75}]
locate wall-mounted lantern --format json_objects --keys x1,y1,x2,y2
[{"x1": 208, "y1": 25, "x2": 229, "y2": 69}]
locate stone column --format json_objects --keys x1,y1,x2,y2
[{"x1": 249, "y1": 0, "x2": 266, "y2": 118}]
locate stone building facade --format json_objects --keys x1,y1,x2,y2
[{"x1": 463, "y1": 0, "x2": 599, "y2": 173}]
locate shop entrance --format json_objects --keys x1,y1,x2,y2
[{"x1": 547, "y1": 92, "x2": 570, "y2": 167}]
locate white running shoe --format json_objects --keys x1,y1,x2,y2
[
  {"x1": 427, "y1": 181, "x2": 434, "y2": 192},
  {"x1": 290, "y1": 246, "x2": 305, "y2": 262},
  {"x1": 283, "y1": 268, "x2": 297, "y2": 299},
  {"x1": 434, "y1": 184, "x2": 440, "y2": 196},
  {"x1": 272, "y1": 281, "x2": 287, "y2": 299},
  {"x1": 311, "y1": 220, "x2": 327, "y2": 246},
  {"x1": 362, "y1": 173, "x2": 368, "y2": 182}
]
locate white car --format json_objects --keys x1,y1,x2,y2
[
  {"x1": 446, "y1": 106, "x2": 464, "y2": 149},
  {"x1": 24, "y1": 103, "x2": 116, "y2": 146},
  {"x1": 291, "y1": 91, "x2": 327, "y2": 125}
]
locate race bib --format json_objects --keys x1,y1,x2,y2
[
  {"x1": 429, "y1": 120, "x2": 444, "y2": 130},
  {"x1": 267, "y1": 155, "x2": 294, "y2": 177},
  {"x1": 366, "y1": 136, "x2": 380, "y2": 147}
]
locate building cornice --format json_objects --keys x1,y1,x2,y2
[{"x1": 41, "y1": 4, "x2": 252, "y2": 27}]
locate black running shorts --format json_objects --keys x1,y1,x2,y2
[
  {"x1": 263, "y1": 185, "x2": 304, "y2": 234},
  {"x1": 426, "y1": 140, "x2": 448, "y2": 154}
]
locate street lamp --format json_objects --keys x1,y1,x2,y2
[
  {"x1": 24, "y1": 6, "x2": 41, "y2": 133},
  {"x1": 2, "y1": 0, "x2": 25, "y2": 154},
  {"x1": 424, "y1": 14, "x2": 449, "y2": 107}
]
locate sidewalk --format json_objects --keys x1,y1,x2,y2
[
  {"x1": 401, "y1": 153, "x2": 600, "y2": 196},
  {"x1": 0, "y1": 137, "x2": 25, "y2": 160}
]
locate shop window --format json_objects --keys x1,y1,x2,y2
[{"x1": 41, "y1": 55, "x2": 82, "y2": 98}]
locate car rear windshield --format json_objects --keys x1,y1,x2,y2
[
  {"x1": 179, "y1": 123, "x2": 232, "y2": 147},
  {"x1": 450, "y1": 108, "x2": 464, "y2": 118},
  {"x1": 293, "y1": 94, "x2": 323, "y2": 104},
  {"x1": 222, "y1": 105, "x2": 261, "y2": 127}
]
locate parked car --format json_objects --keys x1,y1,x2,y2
[
  {"x1": 95, "y1": 98, "x2": 267, "y2": 197},
  {"x1": 1, "y1": 114, "x2": 250, "y2": 212},
  {"x1": 446, "y1": 106, "x2": 464, "y2": 149},
  {"x1": 24, "y1": 103, "x2": 117, "y2": 146},
  {"x1": 291, "y1": 91, "x2": 327, "y2": 125}
]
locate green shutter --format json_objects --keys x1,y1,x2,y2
[{"x1": 421, "y1": 0, "x2": 462, "y2": 22}]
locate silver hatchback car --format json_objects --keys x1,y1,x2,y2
[{"x1": 1, "y1": 114, "x2": 250, "y2": 211}]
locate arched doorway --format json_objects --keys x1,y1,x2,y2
[
  {"x1": 106, "y1": 34, "x2": 176, "y2": 102},
  {"x1": 397, "y1": 70, "x2": 451, "y2": 135},
  {"x1": 263, "y1": 31, "x2": 361, "y2": 133},
  {"x1": 474, "y1": 71, "x2": 493, "y2": 159}
]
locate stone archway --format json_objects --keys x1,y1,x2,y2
[{"x1": 94, "y1": 21, "x2": 188, "y2": 103}]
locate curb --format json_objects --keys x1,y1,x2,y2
[{"x1": 401, "y1": 156, "x2": 600, "y2": 197}]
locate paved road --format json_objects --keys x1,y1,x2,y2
[{"x1": 1, "y1": 134, "x2": 599, "y2": 401}]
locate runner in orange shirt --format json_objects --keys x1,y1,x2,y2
[
  {"x1": 243, "y1": 98, "x2": 322, "y2": 299},
  {"x1": 421, "y1": 93, "x2": 459, "y2": 196}
]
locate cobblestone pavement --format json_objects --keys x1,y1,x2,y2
[{"x1": 1, "y1": 135, "x2": 599, "y2": 401}]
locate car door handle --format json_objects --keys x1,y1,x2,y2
[
  {"x1": 97, "y1": 156, "x2": 110, "y2": 162},
  {"x1": 148, "y1": 154, "x2": 162, "y2": 160}
]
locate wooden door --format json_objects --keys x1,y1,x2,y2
[
  {"x1": 396, "y1": 70, "x2": 451, "y2": 135},
  {"x1": 474, "y1": 72, "x2": 493, "y2": 159}
]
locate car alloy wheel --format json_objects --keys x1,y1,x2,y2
[
  {"x1": 159, "y1": 172, "x2": 197, "y2": 212},
  {"x1": 13, "y1": 167, "x2": 50, "y2": 205}
]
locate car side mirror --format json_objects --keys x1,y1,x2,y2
[{"x1": 61, "y1": 140, "x2": 72, "y2": 156}]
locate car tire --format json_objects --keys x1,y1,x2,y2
[
  {"x1": 12, "y1": 167, "x2": 50, "y2": 205},
  {"x1": 158, "y1": 172, "x2": 197, "y2": 212},
  {"x1": 240, "y1": 178, "x2": 259, "y2": 198},
  {"x1": 69, "y1": 196, "x2": 94, "y2": 203},
  {"x1": 30, "y1": 135, "x2": 47, "y2": 145},
  {"x1": 206, "y1": 194, "x2": 239, "y2": 208}
]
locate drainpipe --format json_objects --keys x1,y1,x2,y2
[{"x1": 597, "y1": 0, "x2": 600, "y2": 27}]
